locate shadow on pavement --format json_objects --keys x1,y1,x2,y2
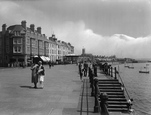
[
  {"x1": 20, "y1": 86, "x2": 44, "y2": 89},
  {"x1": 20, "y1": 86, "x2": 34, "y2": 89}
]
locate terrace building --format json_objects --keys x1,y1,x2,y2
[
  {"x1": 48, "y1": 34, "x2": 58, "y2": 62},
  {"x1": 0, "y1": 21, "x2": 74, "y2": 67}
]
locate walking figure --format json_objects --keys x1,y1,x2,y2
[
  {"x1": 78, "y1": 62, "x2": 83, "y2": 81},
  {"x1": 31, "y1": 63, "x2": 39, "y2": 88},
  {"x1": 48, "y1": 61, "x2": 51, "y2": 69},
  {"x1": 37, "y1": 61, "x2": 45, "y2": 89},
  {"x1": 83, "y1": 61, "x2": 88, "y2": 77}
]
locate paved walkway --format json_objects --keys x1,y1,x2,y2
[
  {"x1": 0, "y1": 64, "x2": 132, "y2": 115},
  {"x1": 0, "y1": 64, "x2": 84, "y2": 115}
]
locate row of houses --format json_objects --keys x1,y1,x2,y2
[{"x1": 0, "y1": 20, "x2": 74, "y2": 67}]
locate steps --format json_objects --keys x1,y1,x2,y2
[{"x1": 98, "y1": 79, "x2": 130, "y2": 113}]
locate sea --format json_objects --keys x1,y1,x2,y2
[{"x1": 113, "y1": 62, "x2": 151, "y2": 115}]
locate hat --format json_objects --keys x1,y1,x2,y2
[{"x1": 38, "y1": 61, "x2": 42, "y2": 64}]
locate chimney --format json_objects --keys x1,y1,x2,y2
[
  {"x1": 37, "y1": 27, "x2": 41, "y2": 34},
  {"x1": 53, "y1": 38, "x2": 57, "y2": 41},
  {"x1": 2, "y1": 24, "x2": 7, "y2": 34},
  {"x1": 21, "y1": 20, "x2": 26, "y2": 29},
  {"x1": 30, "y1": 24, "x2": 35, "y2": 32},
  {"x1": 52, "y1": 34, "x2": 55, "y2": 38}
]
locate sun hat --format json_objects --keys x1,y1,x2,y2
[{"x1": 38, "y1": 61, "x2": 42, "y2": 64}]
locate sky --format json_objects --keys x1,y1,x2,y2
[{"x1": 0, "y1": 0, "x2": 151, "y2": 59}]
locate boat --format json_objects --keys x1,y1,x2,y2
[
  {"x1": 139, "y1": 70, "x2": 149, "y2": 73},
  {"x1": 128, "y1": 66, "x2": 134, "y2": 69},
  {"x1": 128, "y1": 63, "x2": 134, "y2": 69},
  {"x1": 124, "y1": 62, "x2": 129, "y2": 68},
  {"x1": 139, "y1": 64, "x2": 149, "y2": 73}
]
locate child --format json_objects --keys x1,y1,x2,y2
[{"x1": 37, "y1": 61, "x2": 45, "y2": 88}]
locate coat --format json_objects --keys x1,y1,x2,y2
[
  {"x1": 37, "y1": 65, "x2": 45, "y2": 76},
  {"x1": 31, "y1": 64, "x2": 39, "y2": 83}
]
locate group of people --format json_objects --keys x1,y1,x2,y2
[
  {"x1": 31, "y1": 61, "x2": 45, "y2": 89},
  {"x1": 78, "y1": 61, "x2": 87, "y2": 80},
  {"x1": 48, "y1": 61, "x2": 55, "y2": 69},
  {"x1": 78, "y1": 61, "x2": 97, "y2": 81}
]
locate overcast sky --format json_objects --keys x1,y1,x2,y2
[{"x1": 0, "y1": 0, "x2": 151, "y2": 59}]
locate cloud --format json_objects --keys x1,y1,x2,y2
[
  {"x1": 0, "y1": 1, "x2": 151, "y2": 59},
  {"x1": 54, "y1": 21, "x2": 151, "y2": 59}
]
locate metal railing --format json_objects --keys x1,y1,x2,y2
[
  {"x1": 89, "y1": 65, "x2": 110, "y2": 115},
  {"x1": 103, "y1": 65, "x2": 133, "y2": 111},
  {"x1": 93, "y1": 78, "x2": 109, "y2": 115},
  {"x1": 90, "y1": 63, "x2": 133, "y2": 114}
]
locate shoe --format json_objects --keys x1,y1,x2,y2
[{"x1": 34, "y1": 86, "x2": 37, "y2": 89}]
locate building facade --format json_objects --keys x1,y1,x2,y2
[{"x1": 0, "y1": 21, "x2": 74, "y2": 67}]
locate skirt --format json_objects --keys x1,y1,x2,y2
[{"x1": 39, "y1": 75, "x2": 44, "y2": 82}]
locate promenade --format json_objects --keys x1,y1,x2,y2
[
  {"x1": 0, "y1": 64, "x2": 132, "y2": 115},
  {"x1": 0, "y1": 64, "x2": 85, "y2": 115}
]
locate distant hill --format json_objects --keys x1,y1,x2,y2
[{"x1": 135, "y1": 58, "x2": 151, "y2": 63}]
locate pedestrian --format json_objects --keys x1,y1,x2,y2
[
  {"x1": 83, "y1": 61, "x2": 88, "y2": 77},
  {"x1": 37, "y1": 61, "x2": 45, "y2": 89},
  {"x1": 31, "y1": 63, "x2": 39, "y2": 88},
  {"x1": 51, "y1": 61, "x2": 54, "y2": 67},
  {"x1": 48, "y1": 61, "x2": 51, "y2": 69},
  {"x1": 93, "y1": 63, "x2": 98, "y2": 77},
  {"x1": 78, "y1": 62, "x2": 83, "y2": 81}
]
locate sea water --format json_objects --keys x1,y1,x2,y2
[{"x1": 113, "y1": 63, "x2": 151, "y2": 115}]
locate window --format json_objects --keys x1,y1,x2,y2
[
  {"x1": 35, "y1": 40, "x2": 37, "y2": 47},
  {"x1": 13, "y1": 38, "x2": 17, "y2": 44},
  {"x1": 13, "y1": 38, "x2": 22, "y2": 44},
  {"x1": 17, "y1": 38, "x2": 22, "y2": 44},
  {"x1": 13, "y1": 46, "x2": 22, "y2": 53},
  {"x1": 18, "y1": 46, "x2": 22, "y2": 53},
  {"x1": 32, "y1": 39, "x2": 35, "y2": 47},
  {"x1": 14, "y1": 31, "x2": 20, "y2": 36},
  {"x1": 17, "y1": 31, "x2": 20, "y2": 36},
  {"x1": 39, "y1": 41, "x2": 43, "y2": 48},
  {"x1": 27, "y1": 38, "x2": 30, "y2": 44},
  {"x1": 27, "y1": 46, "x2": 30, "y2": 52},
  {"x1": 13, "y1": 46, "x2": 17, "y2": 53}
]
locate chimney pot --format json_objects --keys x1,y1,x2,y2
[
  {"x1": 21, "y1": 20, "x2": 26, "y2": 29},
  {"x1": 37, "y1": 27, "x2": 41, "y2": 34},
  {"x1": 52, "y1": 34, "x2": 55, "y2": 38},
  {"x1": 30, "y1": 24, "x2": 35, "y2": 32},
  {"x1": 2, "y1": 24, "x2": 7, "y2": 33}
]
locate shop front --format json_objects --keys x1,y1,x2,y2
[{"x1": 9, "y1": 55, "x2": 25, "y2": 67}]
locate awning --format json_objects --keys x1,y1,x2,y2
[
  {"x1": 40, "y1": 56, "x2": 48, "y2": 62},
  {"x1": 34, "y1": 55, "x2": 38, "y2": 58},
  {"x1": 45, "y1": 57, "x2": 50, "y2": 61}
]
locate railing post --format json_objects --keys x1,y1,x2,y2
[
  {"x1": 127, "y1": 99, "x2": 133, "y2": 112},
  {"x1": 100, "y1": 93, "x2": 109, "y2": 115},
  {"x1": 94, "y1": 65, "x2": 97, "y2": 77},
  {"x1": 94, "y1": 78, "x2": 99, "y2": 113},
  {"x1": 89, "y1": 67, "x2": 92, "y2": 84},
  {"x1": 107, "y1": 65, "x2": 109, "y2": 75},
  {"x1": 114, "y1": 67, "x2": 117, "y2": 79},
  {"x1": 108, "y1": 66, "x2": 110, "y2": 76},
  {"x1": 111, "y1": 67, "x2": 113, "y2": 77},
  {"x1": 91, "y1": 72, "x2": 94, "y2": 96}
]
